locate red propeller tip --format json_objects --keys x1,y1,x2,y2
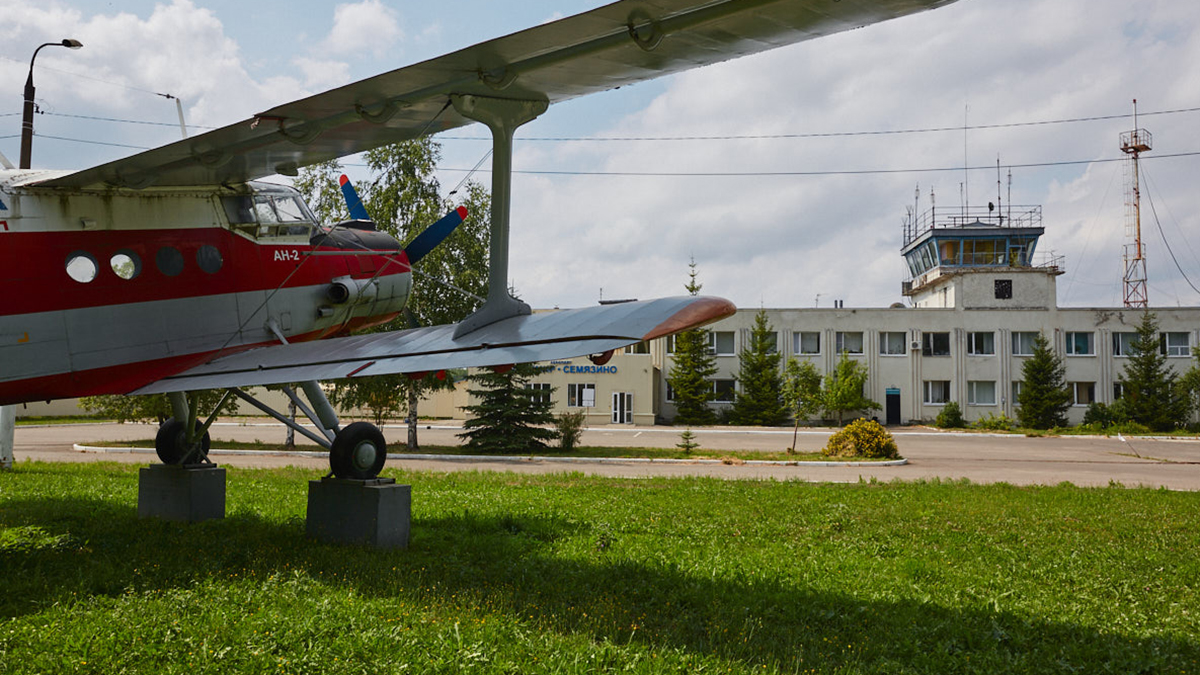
[
  {"x1": 338, "y1": 174, "x2": 349, "y2": 186},
  {"x1": 455, "y1": 205, "x2": 468, "y2": 219}
]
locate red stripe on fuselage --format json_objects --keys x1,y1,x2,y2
[{"x1": 0, "y1": 227, "x2": 410, "y2": 315}]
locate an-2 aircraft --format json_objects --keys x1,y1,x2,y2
[{"x1": 0, "y1": 0, "x2": 956, "y2": 480}]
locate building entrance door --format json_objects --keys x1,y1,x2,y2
[
  {"x1": 611, "y1": 392, "x2": 633, "y2": 424},
  {"x1": 885, "y1": 388, "x2": 901, "y2": 425}
]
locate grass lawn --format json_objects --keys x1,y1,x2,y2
[{"x1": 1, "y1": 462, "x2": 1197, "y2": 674}]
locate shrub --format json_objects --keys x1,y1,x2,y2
[
  {"x1": 935, "y1": 401, "x2": 965, "y2": 428},
  {"x1": 555, "y1": 410, "x2": 587, "y2": 451},
  {"x1": 1083, "y1": 402, "x2": 1113, "y2": 428},
  {"x1": 677, "y1": 428, "x2": 699, "y2": 454},
  {"x1": 974, "y1": 412, "x2": 1015, "y2": 431},
  {"x1": 821, "y1": 419, "x2": 899, "y2": 459}
]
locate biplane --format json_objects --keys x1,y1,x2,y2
[{"x1": 0, "y1": 0, "x2": 956, "y2": 479}]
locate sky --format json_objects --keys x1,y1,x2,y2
[{"x1": 2, "y1": 0, "x2": 1199, "y2": 311}]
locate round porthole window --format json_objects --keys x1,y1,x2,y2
[
  {"x1": 66, "y1": 252, "x2": 99, "y2": 283},
  {"x1": 155, "y1": 246, "x2": 184, "y2": 277},
  {"x1": 110, "y1": 250, "x2": 142, "y2": 280},
  {"x1": 196, "y1": 245, "x2": 223, "y2": 274}
]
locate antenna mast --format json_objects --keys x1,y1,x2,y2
[{"x1": 1120, "y1": 99, "x2": 1151, "y2": 308}]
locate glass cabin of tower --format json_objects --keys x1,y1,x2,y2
[{"x1": 901, "y1": 205, "x2": 1047, "y2": 296}]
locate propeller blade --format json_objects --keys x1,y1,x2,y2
[
  {"x1": 338, "y1": 174, "x2": 371, "y2": 222},
  {"x1": 403, "y1": 206, "x2": 468, "y2": 264}
]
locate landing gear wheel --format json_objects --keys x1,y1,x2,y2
[
  {"x1": 330, "y1": 422, "x2": 387, "y2": 479},
  {"x1": 155, "y1": 417, "x2": 211, "y2": 465}
]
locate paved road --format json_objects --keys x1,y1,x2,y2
[{"x1": 10, "y1": 421, "x2": 1200, "y2": 490}]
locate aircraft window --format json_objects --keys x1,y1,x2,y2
[
  {"x1": 222, "y1": 196, "x2": 255, "y2": 224},
  {"x1": 156, "y1": 246, "x2": 185, "y2": 277},
  {"x1": 66, "y1": 252, "x2": 98, "y2": 283},
  {"x1": 196, "y1": 245, "x2": 223, "y2": 274},
  {"x1": 110, "y1": 251, "x2": 141, "y2": 280},
  {"x1": 273, "y1": 196, "x2": 309, "y2": 222},
  {"x1": 254, "y1": 197, "x2": 281, "y2": 224}
]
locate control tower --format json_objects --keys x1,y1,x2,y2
[{"x1": 900, "y1": 204, "x2": 1063, "y2": 309}]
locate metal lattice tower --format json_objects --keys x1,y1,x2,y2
[{"x1": 1120, "y1": 99, "x2": 1151, "y2": 308}]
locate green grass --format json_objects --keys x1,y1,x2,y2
[
  {"x1": 2, "y1": 463, "x2": 1198, "y2": 673},
  {"x1": 85, "y1": 439, "x2": 856, "y2": 463}
]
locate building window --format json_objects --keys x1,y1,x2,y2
[
  {"x1": 762, "y1": 331, "x2": 779, "y2": 354},
  {"x1": 922, "y1": 332, "x2": 950, "y2": 357},
  {"x1": 530, "y1": 382, "x2": 551, "y2": 404},
  {"x1": 712, "y1": 379, "x2": 736, "y2": 402},
  {"x1": 967, "y1": 380, "x2": 996, "y2": 406},
  {"x1": 568, "y1": 383, "x2": 595, "y2": 407},
  {"x1": 880, "y1": 331, "x2": 907, "y2": 356},
  {"x1": 1113, "y1": 382, "x2": 1124, "y2": 400},
  {"x1": 1011, "y1": 380, "x2": 1023, "y2": 406},
  {"x1": 666, "y1": 335, "x2": 677, "y2": 354},
  {"x1": 967, "y1": 332, "x2": 995, "y2": 356},
  {"x1": 1112, "y1": 332, "x2": 1137, "y2": 357},
  {"x1": 1012, "y1": 332, "x2": 1038, "y2": 356},
  {"x1": 625, "y1": 341, "x2": 650, "y2": 354},
  {"x1": 923, "y1": 380, "x2": 951, "y2": 405},
  {"x1": 1071, "y1": 382, "x2": 1095, "y2": 406},
  {"x1": 836, "y1": 331, "x2": 864, "y2": 355},
  {"x1": 995, "y1": 279, "x2": 1013, "y2": 299},
  {"x1": 1066, "y1": 332, "x2": 1094, "y2": 356},
  {"x1": 1162, "y1": 332, "x2": 1191, "y2": 357},
  {"x1": 711, "y1": 331, "x2": 735, "y2": 356},
  {"x1": 665, "y1": 382, "x2": 675, "y2": 402},
  {"x1": 795, "y1": 331, "x2": 820, "y2": 355}
]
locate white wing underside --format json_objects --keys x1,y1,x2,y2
[
  {"x1": 134, "y1": 296, "x2": 735, "y2": 394},
  {"x1": 29, "y1": 0, "x2": 954, "y2": 190}
]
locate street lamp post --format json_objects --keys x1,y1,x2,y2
[{"x1": 19, "y1": 38, "x2": 83, "y2": 170}]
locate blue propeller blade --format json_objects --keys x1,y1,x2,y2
[
  {"x1": 338, "y1": 174, "x2": 371, "y2": 222},
  {"x1": 403, "y1": 206, "x2": 468, "y2": 264}
]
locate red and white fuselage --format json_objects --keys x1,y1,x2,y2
[{"x1": 0, "y1": 170, "x2": 410, "y2": 406}]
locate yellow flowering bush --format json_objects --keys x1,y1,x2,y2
[{"x1": 821, "y1": 419, "x2": 899, "y2": 459}]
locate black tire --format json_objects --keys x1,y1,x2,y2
[
  {"x1": 155, "y1": 417, "x2": 211, "y2": 465},
  {"x1": 329, "y1": 422, "x2": 387, "y2": 479}
]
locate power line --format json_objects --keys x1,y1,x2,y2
[
  {"x1": 38, "y1": 111, "x2": 215, "y2": 130},
  {"x1": 431, "y1": 151, "x2": 1200, "y2": 177},
  {"x1": 1141, "y1": 165, "x2": 1200, "y2": 297},
  {"x1": 440, "y1": 106, "x2": 1200, "y2": 143}
]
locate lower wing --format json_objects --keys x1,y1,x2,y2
[{"x1": 133, "y1": 296, "x2": 734, "y2": 394}]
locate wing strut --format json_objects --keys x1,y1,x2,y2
[{"x1": 449, "y1": 94, "x2": 548, "y2": 338}]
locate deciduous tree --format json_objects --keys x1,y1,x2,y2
[
  {"x1": 781, "y1": 358, "x2": 822, "y2": 451},
  {"x1": 821, "y1": 352, "x2": 880, "y2": 425}
]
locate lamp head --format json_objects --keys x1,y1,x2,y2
[{"x1": 61, "y1": 39, "x2": 83, "y2": 49}]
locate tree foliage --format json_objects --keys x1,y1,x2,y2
[
  {"x1": 80, "y1": 391, "x2": 230, "y2": 424},
  {"x1": 667, "y1": 260, "x2": 717, "y2": 425},
  {"x1": 1117, "y1": 312, "x2": 1193, "y2": 432},
  {"x1": 1016, "y1": 332, "x2": 1072, "y2": 430},
  {"x1": 821, "y1": 352, "x2": 880, "y2": 425},
  {"x1": 729, "y1": 310, "x2": 787, "y2": 426},
  {"x1": 781, "y1": 358, "x2": 822, "y2": 452},
  {"x1": 295, "y1": 138, "x2": 491, "y2": 447},
  {"x1": 457, "y1": 364, "x2": 559, "y2": 453}
]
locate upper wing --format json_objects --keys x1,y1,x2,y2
[
  {"x1": 133, "y1": 295, "x2": 735, "y2": 394},
  {"x1": 33, "y1": 0, "x2": 955, "y2": 190}
]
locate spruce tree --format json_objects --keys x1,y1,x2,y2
[
  {"x1": 730, "y1": 310, "x2": 787, "y2": 425},
  {"x1": 667, "y1": 260, "x2": 718, "y2": 425},
  {"x1": 1117, "y1": 312, "x2": 1192, "y2": 431},
  {"x1": 457, "y1": 363, "x2": 559, "y2": 453},
  {"x1": 1017, "y1": 332, "x2": 1071, "y2": 429}
]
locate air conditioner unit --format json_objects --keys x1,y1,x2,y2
[{"x1": 910, "y1": 341, "x2": 921, "y2": 351}]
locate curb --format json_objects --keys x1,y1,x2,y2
[{"x1": 73, "y1": 444, "x2": 908, "y2": 468}]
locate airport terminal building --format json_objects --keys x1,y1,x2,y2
[{"x1": 527, "y1": 205, "x2": 1199, "y2": 426}]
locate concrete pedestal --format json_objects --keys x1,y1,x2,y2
[
  {"x1": 137, "y1": 464, "x2": 226, "y2": 522},
  {"x1": 306, "y1": 478, "x2": 411, "y2": 549}
]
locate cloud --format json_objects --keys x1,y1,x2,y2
[
  {"x1": 321, "y1": 0, "x2": 403, "y2": 59},
  {"x1": 503, "y1": 0, "x2": 1200, "y2": 310}
]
